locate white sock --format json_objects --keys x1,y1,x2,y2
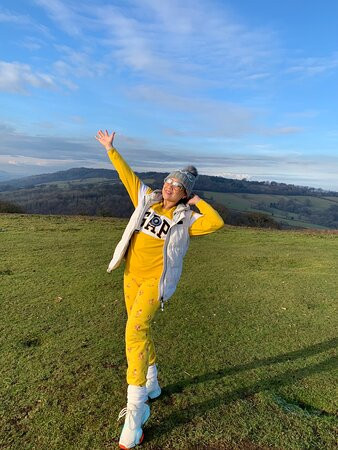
[
  {"x1": 127, "y1": 385, "x2": 147, "y2": 406},
  {"x1": 146, "y1": 364, "x2": 158, "y2": 381}
]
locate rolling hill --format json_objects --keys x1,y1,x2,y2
[{"x1": 0, "y1": 168, "x2": 337, "y2": 229}]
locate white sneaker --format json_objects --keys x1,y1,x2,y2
[
  {"x1": 146, "y1": 379, "x2": 161, "y2": 399},
  {"x1": 118, "y1": 402, "x2": 150, "y2": 449}
]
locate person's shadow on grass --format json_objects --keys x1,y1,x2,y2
[{"x1": 146, "y1": 337, "x2": 337, "y2": 440}]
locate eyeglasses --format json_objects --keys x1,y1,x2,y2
[{"x1": 164, "y1": 177, "x2": 184, "y2": 191}]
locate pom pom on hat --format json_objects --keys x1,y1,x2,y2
[{"x1": 184, "y1": 165, "x2": 198, "y2": 178}]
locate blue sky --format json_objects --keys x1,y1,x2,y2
[{"x1": 1, "y1": 0, "x2": 338, "y2": 190}]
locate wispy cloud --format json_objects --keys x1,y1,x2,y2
[
  {"x1": 0, "y1": 6, "x2": 52, "y2": 37},
  {"x1": 130, "y1": 85, "x2": 303, "y2": 138},
  {"x1": 96, "y1": 6, "x2": 177, "y2": 81},
  {"x1": 286, "y1": 53, "x2": 338, "y2": 77},
  {"x1": 264, "y1": 126, "x2": 304, "y2": 136},
  {"x1": 94, "y1": 0, "x2": 278, "y2": 87},
  {"x1": 0, "y1": 154, "x2": 80, "y2": 167},
  {"x1": 34, "y1": 0, "x2": 83, "y2": 37},
  {"x1": 21, "y1": 37, "x2": 43, "y2": 51},
  {"x1": 0, "y1": 122, "x2": 93, "y2": 159},
  {"x1": 53, "y1": 45, "x2": 107, "y2": 78},
  {"x1": 131, "y1": 85, "x2": 255, "y2": 137},
  {"x1": 34, "y1": 0, "x2": 278, "y2": 87},
  {"x1": 31, "y1": 1, "x2": 335, "y2": 95},
  {"x1": 284, "y1": 110, "x2": 320, "y2": 119},
  {"x1": 0, "y1": 7, "x2": 31, "y2": 24},
  {"x1": 0, "y1": 61, "x2": 55, "y2": 93},
  {"x1": 8, "y1": 1, "x2": 338, "y2": 91}
]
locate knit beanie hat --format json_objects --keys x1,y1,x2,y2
[{"x1": 165, "y1": 166, "x2": 198, "y2": 196}]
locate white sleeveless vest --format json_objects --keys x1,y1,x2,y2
[{"x1": 107, "y1": 189, "x2": 193, "y2": 309}]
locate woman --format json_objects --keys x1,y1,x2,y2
[{"x1": 95, "y1": 130, "x2": 224, "y2": 449}]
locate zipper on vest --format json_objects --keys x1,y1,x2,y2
[
  {"x1": 158, "y1": 209, "x2": 188, "y2": 310},
  {"x1": 159, "y1": 225, "x2": 172, "y2": 311}
]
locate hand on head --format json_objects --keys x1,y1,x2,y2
[{"x1": 187, "y1": 194, "x2": 201, "y2": 205}]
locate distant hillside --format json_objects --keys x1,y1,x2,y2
[
  {"x1": 0, "y1": 166, "x2": 337, "y2": 197},
  {"x1": 0, "y1": 167, "x2": 337, "y2": 229},
  {"x1": 0, "y1": 167, "x2": 119, "y2": 191}
]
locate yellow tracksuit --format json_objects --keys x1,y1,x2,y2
[{"x1": 107, "y1": 147, "x2": 224, "y2": 385}]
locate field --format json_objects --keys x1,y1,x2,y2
[
  {"x1": 1, "y1": 173, "x2": 338, "y2": 229},
  {"x1": 0, "y1": 213, "x2": 337, "y2": 449},
  {"x1": 199, "y1": 191, "x2": 336, "y2": 229}
]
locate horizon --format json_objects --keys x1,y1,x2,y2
[
  {"x1": 1, "y1": 1, "x2": 338, "y2": 190},
  {"x1": 2, "y1": 164, "x2": 337, "y2": 194}
]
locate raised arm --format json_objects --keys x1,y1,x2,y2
[
  {"x1": 95, "y1": 130, "x2": 151, "y2": 208},
  {"x1": 188, "y1": 194, "x2": 224, "y2": 236}
]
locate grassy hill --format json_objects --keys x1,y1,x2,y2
[
  {"x1": 1, "y1": 166, "x2": 338, "y2": 230},
  {"x1": 1, "y1": 176, "x2": 338, "y2": 229},
  {"x1": 1, "y1": 213, "x2": 337, "y2": 449},
  {"x1": 200, "y1": 191, "x2": 337, "y2": 229}
]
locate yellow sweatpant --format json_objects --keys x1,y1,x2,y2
[{"x1": 124, "y1": 272, "x2": 160, "y2": 386}]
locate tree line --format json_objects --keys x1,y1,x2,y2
[
  {"x1": 0, "y1": 182, "x2": 281, "y2": 229},
  {"x1": 255, "y1": 197, "x2": 338, "y2": 228}
]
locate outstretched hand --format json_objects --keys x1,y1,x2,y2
[
  {"x1": 95, "y1": 129, "x2": 115, "y2": 151},
  {"x1": 187, "y1": 194, "x2": 201, "y2": 205}
]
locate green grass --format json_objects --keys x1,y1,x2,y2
[
  {"x1": 323, "y1": 197, "x2": 338, "y2": 203},
  {"x1": 36, "y1": 178, "x2": 115, "y2": 187},
  {"x1": 0, "y1": 213, "x2": 337, "y2": 449}
]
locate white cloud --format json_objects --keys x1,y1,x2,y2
[
  {"x1": 104, "y1": 1, "x2": 276, "y2": 86},
  {"x1": 286, "y1": 53, "x2": 338, "y2": 77},
  {"x1": 245, "y1": 72, "x2": 271, "y2": 81},
  {"x1": 0, "y1": 155, "x2": 79, "y2": 167},
  {"x1": 59, "y1": 78, "x2": 78, "y2": 90},
  {"x1": 34, "y1": 0, "x2": 82, "y2": 36},
  {"x1": 284, "y1": 110, "x2": 320, "y2": 119},
  {"x1": 130, "y1": 86, "x2": 303, "y2": 138},
  {"x1": 130, "y1": 85, "x2": 255, "y2": 137},
  {"x1": 34, "y1": 0, "x2": 337, "y2": 94},
  {"x1": 0, "y1": 8, "x2": 30, "y2": 24},
  {"x1": 96, "y1": 6, "x2": 173, "y2": 76},
  {"x1": 30, "y1": 0, "x2": 338, "y2": 90},
  {"x1": 53, "y1": 45, "x2": 107, "y2": 78},
  {"x1": 21, "y1": 38, "x2": 43, "y2": 51},
  {"x1": 264, "y1": 126, "x2": 304, "y2": 136},
  {"x1": 0, "y1": 6, "x2": 53, "y2": 38},
  {"x1": 0, "y1": 61, "x2": 55, "y2": 93},
  {"x1": 34, "y1": 0, "x2": 275, "y2": 88}
]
